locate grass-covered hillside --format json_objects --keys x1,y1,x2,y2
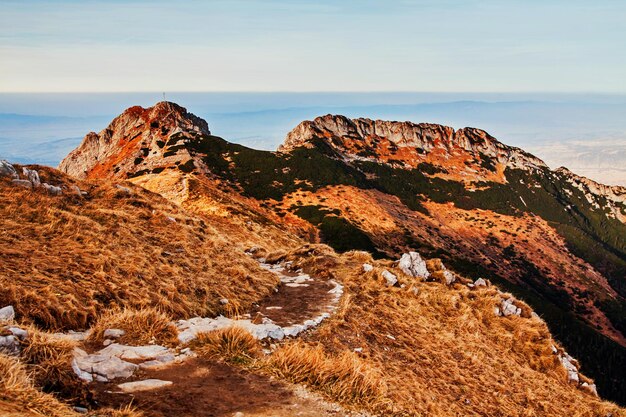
[{"x1": 169, "y1": 131, "x2": 626, "y2": 405}]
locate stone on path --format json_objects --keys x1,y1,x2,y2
[{"x1": 117, "y1": 379, "x2": 173, "y2": 393}]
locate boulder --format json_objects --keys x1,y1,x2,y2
[
  {"x1": 381, "y1": 270, "x2": 398, "y2": 286},
  {"x1": 42, "y1": 183, "x2": 62, "y2": 195},
  {"x1": 0, "y1": 335, "x2": 20, "y2": 356},
  {"x1": 0, "y1": 160, "x2": 17, "y2": 178},
  {"x1": 398, "y1": 252, "x2": 430, "y2": 279},
  {"x1": 72, "y1": 348, "x2": 138, "y2": 381},
  {"x1": 98, "y1": 343, "x2": 169, "y2": 361},
  {"x1": 117, "y1": 379, "x2": 173, "y2": 393},
  {"x1": 7, "y1": 327, "x2": 28, "y2": 340},
  {"x1": 70, "y1": 185, "x2": 83, "y2": 196},
  {"x1": 138, "y1": 353, "x2": 177, "y2": 370},
  {"x1": 22, "y1": 167, "x2": 41, "y2": 187},
  {"x1": 0, "y1": 306, "x2": 15, "y2": 321},
  {"x1": 474, "y1": 278, "x2": 488, "y2": 287},
  {"x1": 362, "y1": 263, "x2": 374, "y2": 272},
  {"x1": 103, "y1": 329, "x2": 125, "y2": 339},
  {"x1": 11, "y1": 179, "x2": 32, "y2": 189},
  {"x1": 500, "y1": 298, "x2": 521, "y2": 316}
]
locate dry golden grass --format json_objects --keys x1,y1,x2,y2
[
  {"x1": 88, "y1": 307, "x2": 178, "y2": 347},
  {"x1": 0, "y1": 353, "x2": 78, "y2": 417},
  {"x1": 0, "y1": 167, "x2": 279, "y2": 331},
  {"x1": 264, "y1": 342, "x2": 388, "y2": 410},
  {"x1": 19, "y1": 327, "x2": 81, "y2": 400},
  {"x1": 192, "y1": 326, "x2": 259, "y2": 364},
  {"x1": 269, "y1": 247, "x2": 626, "y2": 417},
  {"x1": 94, "y1": 404, "x2": 144, "y2": 417}
]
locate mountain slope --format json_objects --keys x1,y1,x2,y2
[{"x1": 56, "y1": 103, "x2": 626, "y2": 405}]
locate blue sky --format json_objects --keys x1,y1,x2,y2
[{"x1": 1, "y1": 0, "x2": 626, "y2": 92}]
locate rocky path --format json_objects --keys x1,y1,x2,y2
[
  {"x1": 70, "y1": 258, "x2": 348, "y2": 416},
  {"x1": 175, "y1": 261, "x2": 342, "y2": 343}
]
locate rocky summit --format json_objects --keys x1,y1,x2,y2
[
  {"x1": 59, "y1": 102, "x2": 210, "y2": 180},
  {"x1": 2, "y1": 102, "x2": 626, "y2": 417}
]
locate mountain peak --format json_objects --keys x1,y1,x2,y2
[
  {"x1": 59, "y1": 102, "x2": 210, "y2": 179},
  {"x1": 280, "y1": 114, "x2": 546, "y2": 183}
]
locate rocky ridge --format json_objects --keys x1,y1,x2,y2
[
  {"x1": 556, "y1": 166, "x2": 626, "y2": 222},
  {"x1": 280, "y1": 114, "x2": 547, "y2": 182}
]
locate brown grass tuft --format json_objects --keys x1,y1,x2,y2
[
  {"x1": 0, "y1": 353, "x2": 78, "y2": 417},
  {"x1": 265, "y1": 342, "x2": 388, "y2": 410},
  {"x1": 192, "y1": 327, "x2": 259, "y2": 364},
  {"x1": 88, "y1": 307, "x2": 178, "y2": 347},
  {"x1": 19, "y1": 327, "x2": 84, "y2": 401}
]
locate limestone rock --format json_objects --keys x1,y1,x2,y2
[
  {"x1": 59, "y1": 102, "x2": 210, "y2": 180},
  {"x1": 103, "y1": 329, "x2": 125, "y2": 339},
  {"x1": 11, "y1": 179, "x2": 32, "y2": 189},
  {"x1": 0, "y1": 306, "x2": 15, "y2": 321},
  {"x1": 98, "y1": 343, "x2": 169, "y2": 361},
  {"x1": 362, "y1": 263, "x2": 374, "y2": 272},
  {"x1": 117, "y1": 379, "x2": 173, "y2": 392},
  {"x1": 42, "y1": 183, "x2": 62, "y2": 195},
  {"x1": 0, "y1": 160, "x2": 17, "y2": 178},
  {"x1": 72, "y1": 348, "x2": 138, "y2": 381},
  {"x1": 474, "y1": 278, "x2": 487, "y2": 287},
  {"x1": 381, "y1": 270, "x2": 398, "y2": 286},
  {"x1": 7, "y1": 327, "x2": 28, "y2": 340},
  {"x1": 581, "y1": 382, "x2": 598, "y2": 396},
  {"x1": 499, "y1": 298, "x2": 522, "y2": 317},
  {"x1": 22, "y1": 167, "x2": 41, "y2": 187},
  {"x1": 398, "y1": 252, "x2": 430, "y2": 279},
  {"x1": 279, "y1": 115, "x2": 547, "y2": 177}
]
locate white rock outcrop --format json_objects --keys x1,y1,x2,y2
[
  {"x1": 398, "y1": 252, "x2": 430, "y2": 279},
  {"x1": 72, "y1": 348, "x2": 138, "y2": 382},
  {"x1": 22, "y1": 167, "x2": 41, "y2": 187},
  {"x1": 0, "y1": 160, "x2": 18, "y2": 178}
]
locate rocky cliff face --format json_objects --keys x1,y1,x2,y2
[
  {"x1": 59, "y1": 102, "x2": 209, "y2": 179},
  {"x1": 280, "y1": 114, "x2": 547, "y2": 183},
  {"x1": 556, "y1": 166, "x2": 626, "y2": 223}
]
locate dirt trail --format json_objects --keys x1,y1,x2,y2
[
  {"x1": 91, "y1": 358, "x2": 356, "y2": 417},
  {"x1": 87, "y1": 260, "x2": 354, "y2": 417},
  {"x1": 250, "y1": 262, "x2": 338, "y2": 327}
]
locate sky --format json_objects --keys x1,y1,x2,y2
[{"x1": 1, "y1": 0, "x2": 626, "y2": 93}]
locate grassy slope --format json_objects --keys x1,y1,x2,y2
[
  {"x1": 264, "y1": 247, "x2": 625, "y2": 417},
  {"x1": 0, "y1": 166, "x2": 279, "y2": 330}
]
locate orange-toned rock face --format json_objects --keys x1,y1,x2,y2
[
  {"x1": 280, "y1": 114, "x2": 546, "y2": 183},
  {"x1": 59, "y1": 102, "x2": 209, "y2": 180}
]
